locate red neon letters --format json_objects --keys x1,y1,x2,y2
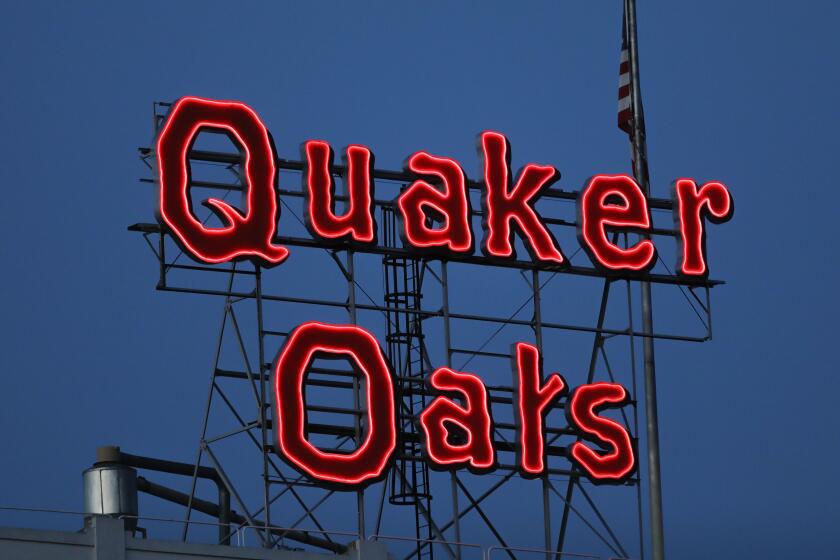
[
  {"x1": 157, "y1": 98, "x2": 733, "y2": 276},
  {"x1": 397, "y1": 152, "x2": 472, "y2": 253},
  {"x1": 513, "y1": 343, "x2": 567, "y2": 476},
  {"x1": 272, "y1": 322, "x2": 396, "y2": 485},
  {"x1": 566, "y1": 383, "x2": 635, "y2": 482},
  {"x1": 270, "y1": 321, "x2": 635, "y2": 485},
  {"x1": 673, "y1": 179, "x2": 733, "y2": 276},
  {"x1": 304, "y1": 141, "x2": 376, "y2": 243},
  {"x1": 419, "y1": 368, "x2": 495, "y2": 470},
  {"x1": 578, "y1": 174, "x2": 656, "y2": 271},
  {"x1": 480, "y1": 131, "x2": 565, "y2": 264},
  {"x1": 157, "y1": 96, "x2": 288, "y2": 265}
]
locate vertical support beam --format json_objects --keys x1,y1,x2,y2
[
  {"x1": 626, "y1": 1, "x2": 666, "y2": 558},
  {"x1": 706, "y1": 285, "x2": 713, "y2": 339},
  {"x1": 641, "y1": 261, "x2": 664, "y2": 560},
  {"x1": 441, "y1": 261, "x2": 461, "y2": 559},
  {"x1": 347, "y1": 250, "x2": 366, "y2": 539},
  {"x1": 255, "y1": 265, "x2": 272, "y2": 545},
  {"x1": 625, "y1": 275, "x2": 646, "y2": 560},
  {"x1": 441, "y1": 262, "x2": 453, "y2": 368},
  {"x1": 157, "y1": 233, "x2": 166, "y2": 289},
  {"x1": 531, "y1": 269, "x2": 552, "y2": 560},
  {"x1": 218, "y1": 485, "x2": 231, "y2": 544}
]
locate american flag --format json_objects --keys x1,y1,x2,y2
[
  {"x1": 618, "y1": 7, "x2": 632, "y2": 134},
  {"x1": 617, "y1": 3, "x2": 649, "y2": 181}
]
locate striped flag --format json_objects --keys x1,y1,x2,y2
[
  {"x1": 618, "y1": 7, "x2": 632, "y2": 134},
  {"x1": 618, "y1": 10, "x2": 633, "y2": 134},
  {"x1": 617, "y1": 2, "x2": 649, "y2": 182}
]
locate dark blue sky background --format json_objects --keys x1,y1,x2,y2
[{"x1": 1, "y1": 2, "x2": 838, "y2": 559}]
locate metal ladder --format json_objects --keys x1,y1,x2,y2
[{"x1": 382, "y1": 205, "x2": 434, "y2": 560}]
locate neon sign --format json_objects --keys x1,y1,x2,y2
[
  {"x1": 158, "y1": 96, "x2": 732, "y2": 277},
  {"x1": 156, "y1": 96, "x2": 734, "y2": 487},
  {"x1": 272, "y1": 322, "x2": 635, "y2": 485}
]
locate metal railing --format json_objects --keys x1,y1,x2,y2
[{"x1": 0, "y1": 506, "x2": 636, "y2": 560}]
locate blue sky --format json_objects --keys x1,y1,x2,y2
[{"x1": 0, "y1": 2, "x2": 838, "y2": 559}]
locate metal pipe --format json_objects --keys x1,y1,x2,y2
[
  {"x1": 625, "y1": 0, "x2": 666, "y2": 558},
  {"x1": 97, "y1": 446, "x2": 232, "y2": 545}
]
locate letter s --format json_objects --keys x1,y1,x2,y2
[{"x1": 566, "y1": 382, "x2": 635, "y2": 483}]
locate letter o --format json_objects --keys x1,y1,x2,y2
[{"x1": 272, "y1": 322, "x2": 396, "y2": 485}]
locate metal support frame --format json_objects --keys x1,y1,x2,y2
[{"x1": 129, "y1": 98, "x2": 720, "y2": 559}]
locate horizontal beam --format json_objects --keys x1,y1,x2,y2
[
  {"x1": 216, "y1": 368, "x2": 539, "y2": 407},
  {"x1": 129, "y1": 223, "x2": 721, "y2": 288},
  {"x1": 157, "y1": 284, "x2": 709, "y2": 342}
]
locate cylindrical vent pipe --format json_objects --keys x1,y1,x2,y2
[{"x1": 83, "y1": 446, "x2": 138, "y2": 531}]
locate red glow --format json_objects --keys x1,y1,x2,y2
[
  {"x1": 673, "y1": 178, "x2": 733, "y2": 276},
  {"x1": 157, "y1": 96, "x2": 288, "y2": 265},
  {"x1": 397, "y1": 152, "x2": 472, "y2": 253},
  {"x1": 567, "y1": 382, "x2": 635, "y2": 482},
  {"x1": 480, "y1": 131, "x2": 565, "y2": 263},
  {"x1": 578, "y1": 174, "x2": 655, "y2": 271},
  {"x1": 419, "y1": 368, "x2": 494, "y2": 470},
  {"x1": 304, "y1": 141, "x2": 376, "y2": 243},
  {"x1": 272, "y1": 322, "x2": 396, "y2": 485},
  {"x1": 513, "y1": 343, "x2": 567, "y2": 475}
]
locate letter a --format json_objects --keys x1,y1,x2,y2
[
  {"x1": 398, "y1": 152, "x2": 472, "y2": 253},
  {"x1": 419, "y1": 368, "x2": 494, "y2": 470}
]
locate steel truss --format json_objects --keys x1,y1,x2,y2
[{"x1": 129, "y1": 101, "x2": 718, "y2": 560}]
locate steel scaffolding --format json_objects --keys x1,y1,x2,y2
[{"x1": 129, "y1": 100, "x2": 719, "y2": 560}]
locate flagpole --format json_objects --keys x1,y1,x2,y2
[{"x1": 625, "y1": 1, "x2": 666, "y2": 559}]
